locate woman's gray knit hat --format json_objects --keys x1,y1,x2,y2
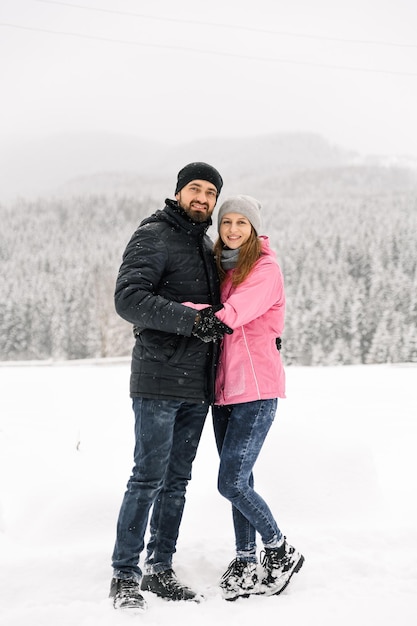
[{"x1": 217, "y1": 195, "x2": 262, "y2": 234}]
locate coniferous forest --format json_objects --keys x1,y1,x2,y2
[{"x1": 1, "y1": 170, "x2": 416, "y2": 366}]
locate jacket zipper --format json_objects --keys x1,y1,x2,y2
[{"x1": 242, "y1": 327, "x2": 261, "y2": 399}]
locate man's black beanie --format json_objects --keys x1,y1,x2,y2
[{"x1": 175, "y1": 162, "x2": 223, "y2": 196}]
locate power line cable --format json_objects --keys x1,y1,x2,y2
[
  {"x1": 35, "y1": 0, "x2": 417, "y2": 49},
  {"x1": 1, "y1": 21, "x2": 417, "y2": 77}
]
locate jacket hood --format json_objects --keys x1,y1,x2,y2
[{"x1": 259, "y1": 236, "x2": 277, "y2": 260}]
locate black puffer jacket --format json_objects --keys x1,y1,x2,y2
[{"x1": 115, "y1": 199, "x2": 221, "y2": 403}]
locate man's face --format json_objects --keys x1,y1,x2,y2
[{"x1": 175, "y1": 180, "x2": 218, "y2": 222}]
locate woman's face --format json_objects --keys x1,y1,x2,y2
[{"x1": 219, "y1": 212, "x2": 253, "y2": 249}]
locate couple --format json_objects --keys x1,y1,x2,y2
[{"x1": 109, "y1": 162, "x2": 304, "y2": 611}]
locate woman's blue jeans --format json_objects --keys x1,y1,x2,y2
[
  {"x1": 212, "y1": 399, "x2": 283, "y2": 562},
  {"x1": 112, "y1": 397, "x2": 208, "y2": 580}
]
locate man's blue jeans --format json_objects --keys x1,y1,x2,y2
[
  {"x1": 212, "y1": 399, "x2": 283, "y2": 562},
  {"x1": 112, "y1": 397, "x2": 208, "y2": 580}
]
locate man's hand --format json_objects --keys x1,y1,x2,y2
[{"x1": 192, "y1": 306, "x2": 233, "y2": 343}]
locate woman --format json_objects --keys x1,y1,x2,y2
[
  {"x1": 185, "y1": 195, "x2": 304, "y2": 601},
  {"x1": 207, "y1": 195, "x2": 304, "y2": 601}
]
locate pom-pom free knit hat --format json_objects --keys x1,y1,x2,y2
[
  {"x1": 217, "y1": 195, "x2": 262, "y2": 234},
  {"x1": 175, "y1": 162, "x2": 223, "y2": 195}
]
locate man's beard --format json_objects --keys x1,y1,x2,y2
[{"x1": 181, "y1": 203, "x2": 210, "y2": 223}]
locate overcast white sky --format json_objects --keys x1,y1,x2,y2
[{"x1": 1, "y1": 0, "x2": 417, "y2": 156}]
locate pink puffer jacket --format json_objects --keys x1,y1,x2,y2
[{"x1": 214, "y1": 236, "x2": 286, "y2": 405}]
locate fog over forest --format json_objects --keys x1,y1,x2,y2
[{"x1": 2, "y1": 133, "x2": 416, "y2": 366}]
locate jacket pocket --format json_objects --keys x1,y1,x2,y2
[{"x1": 135, "y1": 329, "x2": 190, "y2": 365}]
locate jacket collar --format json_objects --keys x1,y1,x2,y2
[{"x1": 163, "y1": 198, "x2": 212, "y2": 235}]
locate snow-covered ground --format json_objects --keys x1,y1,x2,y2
[{"x1": 0, "y1": 360, "x2": 416, "y2": 625}]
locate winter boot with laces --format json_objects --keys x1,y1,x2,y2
[
  {"x1": 109, "y1": 577, "x2": 147, "y2": 611},
  {"x1": 260, "y1": 539, "x2": 304, "y2": 596},
  {"x1": 140, "y1": 568, "x2": 202, "y2": 602},
  {"x1": 219, "y1": 558, "x2": 259, "y2": 601}
]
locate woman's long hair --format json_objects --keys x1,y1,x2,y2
[{"x1": 214, "y1": 228, "x2": 262, "y2": 287}]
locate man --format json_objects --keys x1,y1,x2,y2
[{"x1": 109, "y1": 162, "x2": 232, "y2": 612}]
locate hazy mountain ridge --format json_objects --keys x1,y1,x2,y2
[
  {"x1": 0, "y1": 132, "x2": 164, "y2": 200},
  {"x1": 3, "y1": 130, "x2": 416, "y2": 201},
  {"x1": 49, "y1": 163, "x2": 417, "y2": 201}
]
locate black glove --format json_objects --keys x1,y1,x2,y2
[
  {"x1": 192, "y1": 306, "x2": 233, "y2": 343},
  {"x1": 276, "y1": 337, "x2": 282, "y2": 351}
]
